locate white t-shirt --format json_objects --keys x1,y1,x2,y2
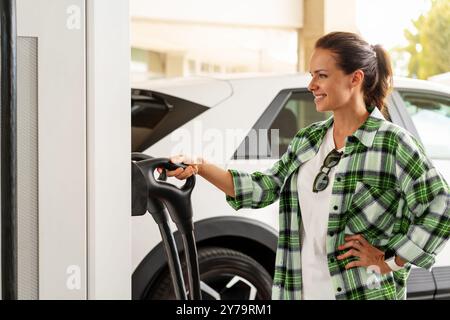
[{"x1": 297, "y1": 125, "x2": 343, "y2": 300}]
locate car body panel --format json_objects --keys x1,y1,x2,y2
[{"x1": 133, "y1": 77, "x2": 233, "y2": 108}]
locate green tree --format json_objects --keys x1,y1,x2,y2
[{"x1": 402, "y1": 0, "x2": 450, "y2": 79}]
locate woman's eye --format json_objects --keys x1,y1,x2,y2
[{"x1": 319, "y1": 74, "x2": 328, "y2": 79}]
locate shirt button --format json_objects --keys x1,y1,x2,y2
[
  {"x1": 328, "y1": 231, "x2": 334, "y2": 237},
  {"x1": 336, "y1": 177, "x2": 341, "y2": 182},
  {"x1": 330, "y1": 257, "x2": 335, "y2": 263},
  {"x1": 337, "y1": 287, "x2": 342, "y2": 292},
  {"x1": 333, "y1": 205, "x2": 338, "y2": 210}
]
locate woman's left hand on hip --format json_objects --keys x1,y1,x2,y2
[{"x1": 336, "y1": 234, "x2": 391, "y2": 274}]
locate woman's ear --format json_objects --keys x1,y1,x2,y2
[{"x1": 351, "y1": 69, "x2": 364, "y2": 88}]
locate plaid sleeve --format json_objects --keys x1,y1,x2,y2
[
  {"x1": 388, "y1": 131, "x2": 450, "y2": 270},
  {"x1": 225, "y1": 134, "x2": 298, "y2": 211}
]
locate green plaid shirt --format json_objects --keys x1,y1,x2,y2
[{"x1": 226, "y1": 106, "x2": 450, "y2": 300}]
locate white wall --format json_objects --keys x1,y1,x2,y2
[
  {"x1": 130, "y1": 0, "x2": 358, "y2": 76},
  {"x1": 130, "y1": 0, "x2": 303, "y2": 28},
  {"x1": 324, "y1": 0, "x2": 358, "y2": 33},
  {"x1": 87, "y1": 0, "x2": 131, "y2": 299}
]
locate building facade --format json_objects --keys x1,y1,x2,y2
[{"x1": 130, "y1": 0, "x2": 358, "y2": 80}]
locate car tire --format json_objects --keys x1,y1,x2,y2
[{"x1": 146, "y1": 246, "x2": 273, "y2": 300}]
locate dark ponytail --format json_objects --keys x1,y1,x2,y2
[
  {"x1": 368, "y1": 44, "x2": 393, "y2": 114},
  {"x1": 315, "y1": 32, "x2": 393, "y2": 115}
]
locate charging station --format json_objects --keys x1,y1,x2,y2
[{"x1": 1, "y1": 0, "x2": 131, "y2": 299}]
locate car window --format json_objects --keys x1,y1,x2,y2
[
  {"x1": 269, "y1": 91, "x2": 332, "y2": 156},
  {"x1": 271, "y1": 92, "x2": 397, "y2": 156},
  {"x1": 233, "y1": 91, "x2": 332, "y2": 160},
  {"x1": 131, "y1": 89, "x2": 208, "y2": 152},
  {"x1": 398, "y1": 91, "x2": 450, "y2": 159},
  {"x1": 233, "y1": 90, "x2": 394, "y2": 160}
]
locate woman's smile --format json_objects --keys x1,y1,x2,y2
[{"x1": 313, "y1": 93, "x2": 327, "y2": 103}]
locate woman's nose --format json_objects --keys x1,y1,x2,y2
[{"x1": 307, "y1": 78, "x2": 317, "y2": 92}]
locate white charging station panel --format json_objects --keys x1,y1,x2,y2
[
  {"x1": 2, "y1": 0, "x2": 130, "y2": 300},
  {"x1": 16, "y1": 0, "x2": 87, "y2": 299}
]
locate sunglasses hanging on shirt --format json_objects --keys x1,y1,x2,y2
[{"x1": 312, "y1": 148, "x2": 343, "y2": 193}]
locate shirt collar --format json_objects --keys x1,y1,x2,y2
[
  {"x1": 313, "y1": 106, "x2": 385, "y2": 149},
  {"x1": 352, "y1": 106, "x2": 385, "y2": 148}
]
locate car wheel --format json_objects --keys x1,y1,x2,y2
[{"x1": 146, "y1": 246, "x2": 273, "y2": 300}]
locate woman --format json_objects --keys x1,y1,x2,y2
[{"x1": 160, "y1": 32, "x2": 450, "y2": 300}]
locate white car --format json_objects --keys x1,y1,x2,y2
[{"x1": 131, "y1": 74, "x2": 450, "y2": 300}]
